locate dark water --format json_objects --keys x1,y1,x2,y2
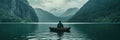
[{"x1": 0, "y1": 23, "x2": 120, "y2": 40}]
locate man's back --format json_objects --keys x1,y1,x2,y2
[{"x1": 57, "y1": 21, "x2": 64, "y2": 28}]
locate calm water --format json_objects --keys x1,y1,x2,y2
[{"x1": 0, "y1": 23, "x2": 120, "y2": 40}]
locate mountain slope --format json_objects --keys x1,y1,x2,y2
[
  {"x1": 35, "y1": 8, "x2": 59, "y2": 22},
  {"x1": 69, "y1": 0, "x2": 120, "y2": 23},
  {"x1": 0, "y1": 0, "x2": 38, "y2": 22},
  {"x1": 61, "y1": 8, "x2": 79, "y2": 17},
  {"x1": 59, "y1": 8, "x2": 79, "y2": 21}
]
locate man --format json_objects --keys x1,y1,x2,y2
[{"x1": 57, "y1": 21, "x2": 64, "y2": 28}]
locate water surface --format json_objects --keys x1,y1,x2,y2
[{"x1": 0, "y1": 23, "x2": 120, "y2": 40}]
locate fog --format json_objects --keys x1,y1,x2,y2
[{"x1": 28, "y1": 0, "x2": 88, "y2": 16}]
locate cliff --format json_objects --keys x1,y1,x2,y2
[{"x1": 0, "y1": 0, "x2": 38, "y2": 22}]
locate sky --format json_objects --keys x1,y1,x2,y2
[{"x1": 27, "y1": 0, "x2": 88, "y2": 16}]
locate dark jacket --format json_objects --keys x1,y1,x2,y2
[{"x1": 57, "y1": 21, "x2": 64, "y2": 28}]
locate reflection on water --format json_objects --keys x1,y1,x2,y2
[
  {"x1": 26, "y1": 32, "x2": 89, "y2": 40},
  {"x1": 26, "y1": 24, "x2": 90, "y2": 40},
  {"x1": 0, "y1": 23, "x2": 120, "y2": 40}
]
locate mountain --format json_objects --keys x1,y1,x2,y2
[
  {"x1": 35, "y1": 8, "x2": 59, "y2": 22},
  {"x1": 0, "y1": 0, "x2": 38, "y2": 22},
  {"x1": 59, "y1": 8, "x2": 79, "y2": 21},
  {"x1": 69, "y1": 0, "x2": 120, "y2": 23},
  {"x1": 61, "y1": 8, "x2": 79, "y2": 17}
]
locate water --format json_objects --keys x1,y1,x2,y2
[
  {"x1": 0, "y1": 23, "x2": 120, "y2": 40},
  {"x1": 31, "y1": 24, "x2": 89, "y2": 40}
]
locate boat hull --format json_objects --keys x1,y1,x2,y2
[{"x1": 49, "y1": 27, "x2": 71, "y2": 32}]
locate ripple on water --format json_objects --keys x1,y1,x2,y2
[{"x1": 26, "y1": 32, "x2": 90, "y2": 40}]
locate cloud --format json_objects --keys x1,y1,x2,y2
[{"x1": 27, "y1": 0, "x2": 88, "y2": 16}]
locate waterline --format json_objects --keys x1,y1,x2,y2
[{"x1": 0, "y1": 22, "x2": 120, "y2": 24}]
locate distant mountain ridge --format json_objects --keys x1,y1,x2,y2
[
  {"x1": 35, "y1": 8, "x2": 79, "y2": 22},
  {"x1": 35, "y1": 8, "x2": 59, "y2": 22},
  {"x1": 61, "y1": 8, "x2": 79, "y2": 17},
  {"x1": 59, "y1": 8, "x2": 79, "y2": 21}
]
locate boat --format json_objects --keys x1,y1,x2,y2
[
  {"x1": 49, "y1": 27, "x2": 71, "y2": 32},
  {"x1": 49, "y1": 21, "x2": 71, "y2": 32}
]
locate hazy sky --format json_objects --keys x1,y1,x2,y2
[{"x1": 27, "y1": 0, "x2": 88, "y2": 16}]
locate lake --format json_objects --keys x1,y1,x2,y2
[{"x1": 0, "y1": 22, "x2": 120, "y2": 40}]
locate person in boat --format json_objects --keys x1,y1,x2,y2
[{"x1": 57, "y1": 21, "x2": 64, "y2": 28}]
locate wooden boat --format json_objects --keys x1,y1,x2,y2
[
  {"x1": 49, "y1": 27, "x2": 71, "y2": 32},
  {"x1": 49, "y1": 21, "x2": 71, "y2": 32}
]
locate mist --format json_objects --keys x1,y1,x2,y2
[{"x1": 27, "y1": 0, "x2": 88, "y2": 16}]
